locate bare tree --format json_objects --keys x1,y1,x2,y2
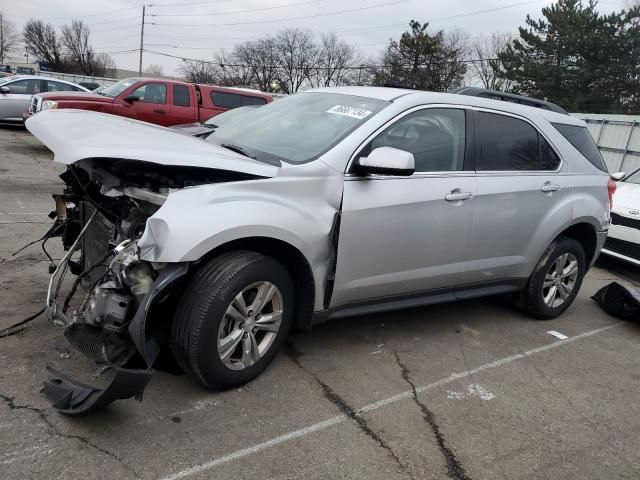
[
  {"x1": 273, "y1": 29, "x2": 318, "y2": 94},
  {"x1": 24, "y1": 19, "x2": 62, "y2": 70},
  {"x1": 144, "y1": 63, "x2": 164, "y2": 77},
  {"x1": 0, "y1": 13, "x2": 20, "y2": 64},
  {"x1": 91, "y1": 53, "x2": 115, "y2": 77},
  {"x1": 233, "y1": 39, "x2": 279, "y2": 91},
  {"x1": 468, "y1": 32, "x2": 513, "y2": 91},
  {"x1": 215, "y1": 50, "x2": 254, "y2": 87},
  {"x1": 308, "y1": 33, "x2": 360, "y2": 87},
  {"x1": 179, "y1": 59, "x2": 217, "y2": 84},
  {"x1": 60, "y1": 20, "x2": 114, "y2": 76}
]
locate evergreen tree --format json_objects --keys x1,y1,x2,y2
[
  {"x1": 373, "y1": 20, "x2": 467, "y2": 92},
  {"x1": 496, "y1": 0, "x2": 640, "y2": 113}
]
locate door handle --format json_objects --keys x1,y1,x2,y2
[
  {"x1": 540, "y1": 181, "x2": 561, "y2": 193},
  {"x1": 153, "y1": 109, "x2": 166, "y2": 114},
  {"x1": 445, "y1": 190, "x2": 473, "y2": 202}
]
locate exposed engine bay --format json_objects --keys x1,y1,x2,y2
[{"x1": 44, "y1": 159, "x2": 260, "y2": 413}]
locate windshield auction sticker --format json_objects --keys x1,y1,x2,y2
[{"x1": 326, "y1": 105, "x2": 372, "y2": 120}]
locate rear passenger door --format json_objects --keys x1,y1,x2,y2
[
  {"x1": 461, "y1": 110, "x2": 572, "y2": 287},
  {"x1": 170, "y1": 84, "x2": 195, "y2": 125}
]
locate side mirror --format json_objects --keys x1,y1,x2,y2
[
  {"x1": 0, "y1": 86, "x2": 9, "y2": 94},
  {"x1": 124, "y1": 95, "x2": 140, "y2": 103},
  {"x1": 611, "y1": 171, "x2": 626, "y2": 181},
  {"x1": 356, "y1": 146, "x2": 415, "y2": 176}
]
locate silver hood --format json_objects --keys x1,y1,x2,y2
[{"x1": 25, "y1": 109, "x2": 279, "y2": 177}]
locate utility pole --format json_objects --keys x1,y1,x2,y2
[
  {"x1": 0, "y1": 13, "x2": 4, "y2": 64},
  {"x1": 138, "y1": 5, "x2": 146, "y2": 76}
]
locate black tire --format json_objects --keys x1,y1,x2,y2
[
  {"x1": 171, "y1": 250, "x2": 294, "y2": 390},
  {"x1": 515, "y1": 236, "x2": 586, "y2": 320}
]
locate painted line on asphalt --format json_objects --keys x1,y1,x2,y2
[{"x1": 158, "y1": 322, "x2": 623, "y2": 480}]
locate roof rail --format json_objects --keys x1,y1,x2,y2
[{"x1": 454, "y1": 87, "x2": 568, "y2": 115}]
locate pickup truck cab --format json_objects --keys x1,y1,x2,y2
[{"x1": 26, "y1": 77, "x2": 272, "y2": 126}]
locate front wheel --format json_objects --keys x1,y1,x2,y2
[
  {"x1": 171, "y1": 251, "x2": 294, "y2": 390},
  {"x1": 516, "y1": 236, "x2": 586, "y2": 320}
]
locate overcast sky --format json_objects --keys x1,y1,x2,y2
[{"x1": 2, "y1": 0, "x2": 626, "y2": 76}]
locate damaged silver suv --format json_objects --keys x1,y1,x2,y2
[{"x1": 26, "y1": 86, "x2": 612, "y2": 413}]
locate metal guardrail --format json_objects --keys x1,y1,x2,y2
[{"x1": 36, "y1": 71, "x2": 119, "y2": 86}]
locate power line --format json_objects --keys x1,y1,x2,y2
[
  {"x1": 92, "y1": 23, "x2": 142, "y2": 33},
  {"x1": 150, "y1": 0, "x2": 411, "y2": 27},
  {"x1": 28, "y1": 5, "x2": 142, "y2": 21},
  {"x1": 148, "y1": 0, "x2": 230, "y2": 7},
  {"x1": 144, "y1": 48, "x2": 512, "y2": 68},
  {"x1": 150, "y1": 0, "x2": 323, "y2": 17}
]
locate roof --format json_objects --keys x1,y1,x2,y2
[{"x1": 310, "y1": 86, "x2": 584, "y2": 126}]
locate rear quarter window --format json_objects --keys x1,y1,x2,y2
[
  {"x1": 552, "y1": 123, "x2": 607, "y2": 172},
  {"x1": 211, "y1": 91, "x2": 267, "y2": 109}
]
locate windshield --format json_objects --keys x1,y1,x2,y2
[
  {"x1": 98, "y1": 78, "x2": 139, "y2": 98},
  {"x1": 207, "y1": 92, "x2": 389, "y2": 164},
  {"x1": 204, "y1": 105, "x2": 259, "y2": 128}
]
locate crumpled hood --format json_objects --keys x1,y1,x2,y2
[{"x1": 25, "y1": 109, "x2": 279, "y2": 177}]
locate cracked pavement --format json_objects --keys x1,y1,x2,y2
[{"x1": 2, "y1": 125, "x2": 640, "y2": 480}]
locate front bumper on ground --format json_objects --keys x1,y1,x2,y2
[{"x1": 43, "y1": 367, "x2": 153, "y2": 415}]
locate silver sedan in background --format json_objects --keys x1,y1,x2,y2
[{"x1": 0, "y1": 75, "x2": 89, "y2": 123}]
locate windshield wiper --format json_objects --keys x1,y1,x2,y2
[{"x1": 220, "y1": 143, "x2": 256, "y2": 159}]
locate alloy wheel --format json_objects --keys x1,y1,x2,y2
[
  {"x1": 217, "y1": 281, "x2": 283, "y2": 370},
  {"x1": 542, "y1": 253, "x2": 579, "y2": 308}
]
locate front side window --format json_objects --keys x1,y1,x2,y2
[
  {"x1": 4, "y1": 79, "x2": 40, "y2": 94},
  {"x1": 360, "y1": 108, "x2": 466, "y2": 172},
  {"x1": 130, "y1": 83, "x2": 167, "y2": 104},
  {"x1": 208, "y1": 92, "x2": 388, "y2": 164},
  {"x1": 212, "y1": 91, "x2": 267, "y2": 109},
  {"x1": 173, "y1": 84, "x2": 190, "y2": 107},
  {"x1": 476, "y1": 112, "x2": 560, "y2": 171}
]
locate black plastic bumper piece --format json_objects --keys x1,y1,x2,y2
[{"x1": 43, "y1": 366, "x2": 153, "y2": 414}]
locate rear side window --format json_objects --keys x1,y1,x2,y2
[
  {"x1": 211, "y1": 91, "x2": 267, "y2": 109},
  {"x1": 476, "y1": 112, "x2": 560, "y2": 171},
  {"x1": 45, "y1": 81, "x2": 75, "y2": 92},
  {"x1": 173, "y1": 84, "x2": 190, "y2": 107},
  {"x1": 552, "y1": 123, "x2": 607, "y2": 172}
]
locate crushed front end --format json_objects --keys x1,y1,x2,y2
[{"x1": 41, "y1": 159, "x2": 215, "y2": 413}]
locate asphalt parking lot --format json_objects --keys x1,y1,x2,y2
[{"x1": 1, "y1": 125, "x2": 640, "y2": 480}]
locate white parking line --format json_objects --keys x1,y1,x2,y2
[{"x1": 158, "y1": 322, "x2": 623, "y2": 480}]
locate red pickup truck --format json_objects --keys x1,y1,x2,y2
[{"x1": 25, "y1": 77, "x2": 272, "y2": 126}]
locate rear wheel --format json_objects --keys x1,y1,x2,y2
[
  {"x1": 171, "y1": 251, "x2": 294, "y2": 389},
  {"x1": 516, "y1": 236, "x2": 586, "y2": 320}
]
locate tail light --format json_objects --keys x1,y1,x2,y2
[{"x1": 607, "y1": 178, "x2": 617, "y2": 208}]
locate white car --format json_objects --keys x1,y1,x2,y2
[
  {"x1": 602, "y1": 169, "x2": 640, "y2": 265},
  {"x1": 0, "y1": 75, "x2": 89, "y2": 123}
]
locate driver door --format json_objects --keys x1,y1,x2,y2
[{"x1": 330, "y1": 107, "x2": 477, "y2": 307}]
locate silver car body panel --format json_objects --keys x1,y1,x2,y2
[
  {"x1": 0, "y1": 75, "x2": 89, "y2": 122},
  {"x1": 27, "y1": 87, "x2": 609, "y2": 314}
]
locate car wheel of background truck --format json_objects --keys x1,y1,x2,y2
[
  {"x1": 171, "y1": 250, "x2": 294, "y2": 390},
  {"x1": 515, "y1": 236, "x2": 586, "y2": 320}
]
